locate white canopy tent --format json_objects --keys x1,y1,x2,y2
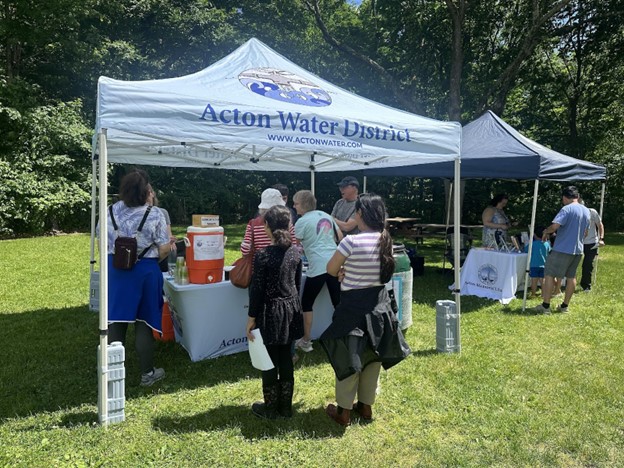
[{"x1": 91, "y1": 38, "x2": 462, "y2": 424}]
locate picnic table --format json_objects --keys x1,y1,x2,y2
[
  {"x1": 387, "y1": 218, "x2": 483, "y2": 244},
  {"x1": 386, "y1": 217, "x2": 421, "y2": 237}
]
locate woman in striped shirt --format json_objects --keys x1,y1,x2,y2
[
  {"x1": 240, "y1": 188, "x2": 296, "y2": 257},
  {"x1": 321, "y1": 193, "x2": 410, "y2": 426}
]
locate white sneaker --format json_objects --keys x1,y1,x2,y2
[
  {"x1": 556, "y1": 305, "x2": 569, "y2": 314},
  {"x1": 141, "y1": 367, "x2": 165, "y2": 386},
  {"x1": 295, "y1": 338, "x2": 313, "y2": 353}
]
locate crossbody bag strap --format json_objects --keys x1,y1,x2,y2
[
  {"x1": 137, "y1": 205, "x2": 154, "y2": 260},
  {"x1": 109, "y1": 204, "x2": 151, "y2": 234},
  {"x1": 137, "y1": 205, "x2": 152, "y2": 232},
  {"x1": 109, "y1": 205, "x2": 119, "y2": 232}
]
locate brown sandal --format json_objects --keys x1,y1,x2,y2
[
  {"x1": 325, "y1": 403, "x2": 351, "y2": 426},
  {"x1": 352, "y1": 401, "x2": 373, "y2": 422}
]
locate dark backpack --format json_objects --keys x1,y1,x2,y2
[{"x1": 109, "y1": 205, "x2": 153, "y2": 270}]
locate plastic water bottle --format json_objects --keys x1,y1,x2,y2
[
  {"x1": 167, "y1": 250, "x2": 177, "y2": 278},
  {"x1": 175, "y1": 257, "x2": 185, "y2": 284}
]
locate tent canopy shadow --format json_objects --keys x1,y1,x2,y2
[
  {"x1": 152, "y1": 404, "x2": 350, "y2": 439},
  {"x1": 0, "y1": 305, "x2": 330, "y2": 422}
]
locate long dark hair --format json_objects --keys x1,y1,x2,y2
[
  {"x1": 489, "y1": 193, "x2": 508, "y2": 207},
  {"x1": 119, "y1": 169, "x2": 150, "y2": 207},
  {"x1": 264, "y1": 205, "x2": 292, "y2": 249},
  {"x1": 355, "y1": 193, "x2": 395, "y2": 283}
]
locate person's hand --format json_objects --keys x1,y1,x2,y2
[
  {"x1": 246, "y1": 317, "x2": 256, "y2": 341},
  {"x1": 599, "y1": 239, "x2": 605, "y2": 246},
  {"x1": 337, "y1": 266, "x2": 345, "y2": 283},
  {"x1": 169, "y1": 237, "x2": 177, "y2": 252}
]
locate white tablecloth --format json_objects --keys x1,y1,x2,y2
[
  {"x1": 163, "y1": 274, "x2": 334, "y2": 362},
  {"x1": 457, "y1": 248, "x2": 528, "y2": 304}
]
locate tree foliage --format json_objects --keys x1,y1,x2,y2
[
  {"x1": 0, "y1": 81, "x2": 91, "y2": 236},
  {"x1": 0, "y1": 0, "x2": 622, "y2": 236}
]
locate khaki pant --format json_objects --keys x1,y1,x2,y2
[{"x1": 335, "y1": 362, "x2": 382, "y2": 409}]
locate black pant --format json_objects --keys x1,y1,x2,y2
[
  {"x1": 261, "y1": 344, "x2": 294, "y2": 386},
  {"x1": 109, "y1": 321, "x2": 155, "y2": 375},
  {"x1": 580, "y1": 243, "x2": 598, "y2": 290}
]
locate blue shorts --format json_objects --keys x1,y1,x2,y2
[
  {"x1": 108, "y1": 255, "x2": 163, "y2": 332},
  {"x1": 529, "y1": 267, "x2": 545, "y2": 278}
]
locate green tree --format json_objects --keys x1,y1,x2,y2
[{"x1": 0, "y1": 81, "x2": 91, "y2": 236}]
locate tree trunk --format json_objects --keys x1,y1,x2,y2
[
  {"x1": 445, "y1": 0, "x2": 466, "y2": 122},
  {"x1": 486, "y1": 0, "x2": 572, "y2": 115},
  {"x1": 301, "y1": 0, "x2": 423, "y2": 114}
]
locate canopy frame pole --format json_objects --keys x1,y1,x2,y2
[
  {"x1": 593, "y1": 182, "x2": 606, "y2": 286},
  {"x1": 97, "y1": 129, "x2": 110, "y2": 425},
  {"x1": 522, "y1": 179, "x2": 540, "y2": 311},
  {"x1": 363, "y1": 176, "x2": 367, "y2": 193},
  {"x1": 442, "y1": 180, "x2": 453, "y2": 271},
  {"x1": 453, "y1": 157, "x2": 461, "y2": 346},
  {"x1": 310, "y1": 153, "x2": 316, "y2": 195},
  {"x1": 89, "y1": 146, "x2": 98, "y2": 277}
]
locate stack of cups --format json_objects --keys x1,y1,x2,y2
[{"x1": 175, "y1": 257, "x2": 189, "y2": 285}]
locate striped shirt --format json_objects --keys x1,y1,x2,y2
[
  {"x1": 240, "y1": 216, "x2": 296, "y2": 255},
  {"x1": 337, "y1": 232, "x2": 382, "y2": 291}
]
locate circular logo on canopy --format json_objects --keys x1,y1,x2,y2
[
  {"x1": 477, "y1": 263, "x2": 498, "y2": 285},
  {"x1": 239, "y1": 68, "x2": 331, "y2": 107}
]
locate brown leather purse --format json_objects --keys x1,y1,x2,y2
[{"x1": 229, "y1": 219, "x2": 256, "y2": 288}]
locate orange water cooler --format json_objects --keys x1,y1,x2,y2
[{"x1": 184, "y1": 226, "x2": 224, "y2": 284}]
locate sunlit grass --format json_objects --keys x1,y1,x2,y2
[{"x1": 1, "y1": 230, "x2": 623, "y2": 466}]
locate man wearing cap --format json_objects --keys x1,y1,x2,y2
[
  {"x1": 534, "y1": 186, "x2": 590, "y2": 315},
  {"x1": 273, "y1": 183, "x2": 299, "y2": 225},
  {"x1": 331, "y1": 176, "x2": 360, "y2": 235}
]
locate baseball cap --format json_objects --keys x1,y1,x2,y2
[{"x1": 337, "y1": 176, "x2": 359, "y2": 188}]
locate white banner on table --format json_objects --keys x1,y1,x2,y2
[
  {"x1": 248, "y1": 329, "x2": 274, "y2": 371},
  {"x1": 457, "y1": 249, "x2": 527, "y2": 304},
  {"x1": 163, "y1": 273, "x2": 335, "y2": 362}
]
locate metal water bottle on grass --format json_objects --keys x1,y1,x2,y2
[
  {"x1": 436, "y1": 300, "x2": 460, "y2": 353},
  {"x1": 392, "y1": 244, "x2": 413, "y2": 330}
]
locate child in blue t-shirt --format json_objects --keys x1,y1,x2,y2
[{"x1": 523, "y1": 227, "x2": 552, "y2": 297}]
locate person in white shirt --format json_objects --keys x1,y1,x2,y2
[{"x1": 579, "y1": 199, "x2": 605, "y2": 292}]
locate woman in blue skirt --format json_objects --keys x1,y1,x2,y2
[{"x1": 102, "y1": 169, "x2": 170, "y2": 386}]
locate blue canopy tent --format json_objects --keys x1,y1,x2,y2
[
  {"x1": 365, "y1": 110, "x2": 607, "y2": 310},
  {"x1": 365, "y1": 110, "x2": 606, "y2": 181}
]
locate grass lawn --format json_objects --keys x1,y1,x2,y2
[{"x1": 1, "y1": 227, "x2": 623, "y2": 466}]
